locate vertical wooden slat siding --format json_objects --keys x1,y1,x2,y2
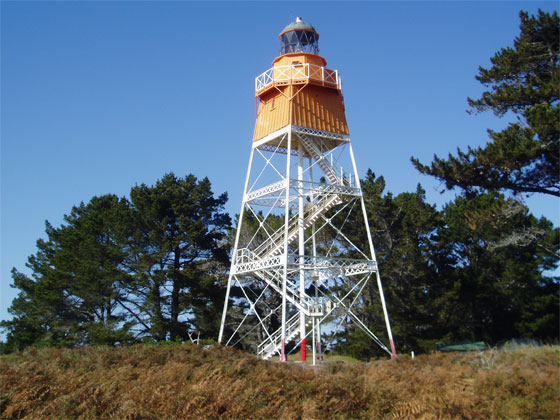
[
  {"x1": 253, "y1": 87, "x2": 291, "y2": 140},
  {"x1": 253, "y1": 85, "x2": 348, "y2": 141},
  {"x1": 291, "y1": 85, "x2": 348, "y2": 135}
]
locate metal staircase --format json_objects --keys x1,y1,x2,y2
[
  {"x1": 257, "y1": 295, "x2": 336, "y2": 360},
  {"x1": 257, "y1": 313, "x2": 314, "y2": 360},
  {"x1": 252, "y1": 193, "x2": 341, "y2": 258},
  {"x1": 242, "y1": 193, "x2": 341, "y2": 317},
  {"x1": 298, "y1": 134, "x2": 345, "y2": 185},
  {"x1": 245, "y1": 133, "x2": 354, "y2": 269},
  {"x1": 252, "y1": 266, "x2": 318, "y2": 316}
]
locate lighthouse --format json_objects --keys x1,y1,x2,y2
[{"x1": 218, "y1": 18, "x2": 397, "y2": 362}]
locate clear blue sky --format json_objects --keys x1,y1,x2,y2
[{"x1": 1, "y1": 1, "x2": 558, "y2": 327}]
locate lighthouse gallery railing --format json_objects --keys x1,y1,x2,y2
[{"x1": 255, "y1": 63, "x2": 341, "y2": 92}]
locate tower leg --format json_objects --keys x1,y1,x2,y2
[
  {"x1": 316, "y1": 318, "x2": 322, "y2": 361},
  {"x1": 219, "y1": 148, "x2": 256, "y2": 344},
  {"x1": 218, "y1": 274, "x2": 233, "y2": 344},
  {"x1": 280, "y1": 130, "x2": 293, "y2": 362},
  {"x1": 312, "y1": 318, "x2": 316, "y2": 366},
  {"x1": 349, "y1": 142, "x2": 397, "y2": 359},
  {"x1": 298, "y1": 141, "x2": 306, "y2": 362},
  {"x1": 375, "y1": 271, "x2": 397, "y2": 359}
]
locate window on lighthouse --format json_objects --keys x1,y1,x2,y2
[{"x1": 280, "y1": 31, "x2": 319, "y2": 55}]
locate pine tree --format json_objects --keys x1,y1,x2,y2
[
  {"x1": 333, "y1": 171, "x2": 442, "y2": 356},
  {"x1": 2, "y1": 174, "x2": 232, "y2": 351},
  {"x1": 412, "y1": 10, "x2": 559, "y2": 197},
  {"x1": 125, "y1": 173, "x2": 231, "y2": 341},
  {"x1": 432, "y1": 193, "x2": 559, "y2": 343},
  {"x1": 1, "y1": 195, "x2": 134, "y2": 351}
]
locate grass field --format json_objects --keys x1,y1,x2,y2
[{"x1": 1, "y1": 343, "x2": 558, "y2": 419}]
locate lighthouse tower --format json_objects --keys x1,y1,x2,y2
[{"x1": 218, "y1": 18, "x2": 396, "y2": 362}]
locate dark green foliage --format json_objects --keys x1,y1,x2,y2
[
  {"x1": 1, "y1": 174, "x2": 231, "y2": 352},
  {"x1": 333, "y1": 171, "x2": 443, "y2": 357},
  {"x1": 1, "y1": 195, "x2": 134, "y2": 351},
  {"x1": 333, "y1": 173, "x2": 558, "y2": 359},
  {"x1": 3, "y1": 170, "x2": 557, "y2": 355},
  {"x1": 126, "y1": 173, "x2": 231, "y2": 341},
  {"x1": 435, "y1": 193, "x2": 559, "y2": 343},
  {"x1": 412, "y1": 10, "x2": 560, "y2": 197}
]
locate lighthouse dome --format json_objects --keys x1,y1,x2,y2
[{"x1": 279, "y1": 17, "x2": 319, "y2": 55}]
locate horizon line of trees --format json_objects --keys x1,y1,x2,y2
[
  {"x1": 2, "y1": 174, "x2": 232, "y2": 351},
  {"x1": 1, "y1": 9, "x2": 558, "y2": 356}
]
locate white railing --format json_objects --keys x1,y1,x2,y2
[
  {"x1": 234, "y1": 250, "x2": 377, "y2": 278},
  {"x1": 255, "y1": 63, "x2": 341, "y2": 92},
  {"x1": 288, "y1": 180, "x2": 361, "y2": 197},
  {"x1": 257, "y1": 298, "x2": 330, "y2": 359},
  {"x1": 257, "y1": 312, "x2": 300, "y2": 358},
  {"x1": 292, "y1": 125, "x2": 350, "y2": 142},
  {"x1": 245, "y1": 179, "x2": 287, "y2": 203}
]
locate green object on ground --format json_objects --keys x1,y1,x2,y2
[{"x1": 436, "y1": 341, "x2": 486, "y2": 352}]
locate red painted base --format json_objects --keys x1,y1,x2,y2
[
  {"x1": 390, "y1": 338, "x2": 397, "y2": 359},
  {"x1": 301, "y1": 338, "x2": 307, "y2": 361}
]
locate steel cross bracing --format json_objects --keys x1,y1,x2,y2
[
  {"x1": 218, "y1": 126, "x2": 397, "y2": 362},
  {"x1": 257, "y1": 313, "x2": 314, "y2": 359},
  {"x1": 258, "y1": 273, "x2": 392, "y2": 360}
]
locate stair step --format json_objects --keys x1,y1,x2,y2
[
  {"x1": 299, "y1": 135, "x2": 340, "y2": 184},
  {"x1": 254, "y1": 194, "x2": 341, "y2": 259},
  {"x1": 260, "y1": 317, "x2": 316, "y2": 360}
]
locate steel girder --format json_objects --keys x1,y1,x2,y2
[{"x1": 218, "y1": 127, "x2": 396, "y2": 361}]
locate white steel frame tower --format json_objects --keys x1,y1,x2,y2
[{"x1": 218, "y1": 19, "x2": 396, "y2": 362}]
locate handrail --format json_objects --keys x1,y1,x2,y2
[
  {"x1": 257, "y1": 297, "x2": 330, "y2": 358},
  {"x1": 257, "y1": 312, "x2": 300, "y2": 356},
  {"x1": 255, "y1": 63, "x2": 341, "y2": 93},
  {"x1": 251, "y1": 193, "x2": 340, "y2": 258}
]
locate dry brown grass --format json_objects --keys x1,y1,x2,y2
[{"x1": 1, "y1": 343, "x2": 558, "y2": 419}]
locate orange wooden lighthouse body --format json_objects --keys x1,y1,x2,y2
[{"x1": 219, "y1": 18, "x2": 396, "y2": 362}]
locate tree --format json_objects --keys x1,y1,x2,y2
[
  {"x1": 1, "y1": 195, "x2": 134, "y2": 351},
  {"x1": 332, "y1": 172, "x2": 559, "y2": 359},
  {"x1": 125, "y1": 173, "x2": 231, "y2": 341},
  {"x1": 332, "y1": 171, "x2": 443, "y2": 357},
  {"x1": 2, "y1": 173, "x2": 232, "y2": 352},
  {"x1": 431, "y1": 192, "x2": 559, "y2": 343},
  {"x1": 412, "y1": 9, "x2": 559, "y2": 197}
]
